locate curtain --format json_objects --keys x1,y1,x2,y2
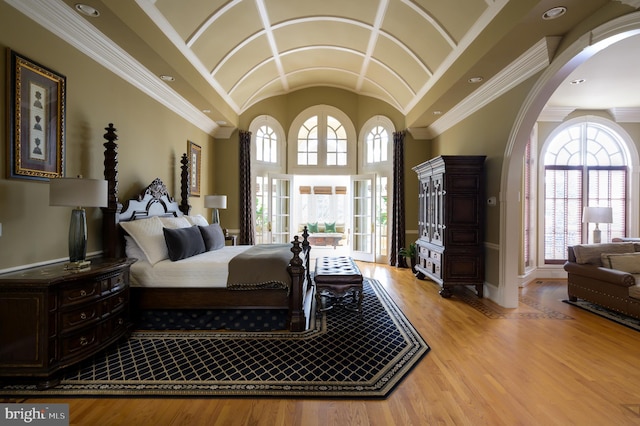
[
  {"x1": 239, "y1": 130, "x2": 254, "y2": 245},
  {"x1": 390, "y1": 130, "x2": 407, "y2": 267}
]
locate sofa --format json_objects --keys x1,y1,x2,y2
[
  {"x1": 564, "y1": 242, "x2": 640, "y2": 320},
  {"x1": 298, "y1": 222, "x2": 346, "y2": 248}
]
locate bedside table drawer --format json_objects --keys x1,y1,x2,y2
[
  {"x1": 61, "y1": 328, "x2": 99, "y2": 360},
  {"x1": 60, "y1": 281, "x2": 100, "y2": 307},
  {"x1": 60, "y1": 305, "x2": 99, "y2": 332}
]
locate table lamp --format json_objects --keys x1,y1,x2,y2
[
  {"x1": 204, "y1": 195, "x2": 227, "y2": 224},
  {"x1": 50, "y1": 177, "x2": 108, "y2": 269},
  {"x1": 582, "y1": 206, "x2": 613, "y2": 244}
]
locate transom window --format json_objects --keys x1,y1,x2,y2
[
  {"x1": 256, "y1": 125, "x2": 277, "y2": 163},
  {"x1": 288, "y1": 105, "x2": 356, "y2": 175},
  {"x1": 297, "y1": 115, "x2": 347, "y2": 166},
  {"x1": 366, "y1": 125, "x2": 389, "y2": 164}
]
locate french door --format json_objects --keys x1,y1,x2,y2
[
  {"x1": 351, "y1": 174, "x2": 375, "y2": 262},
  {"x1": 268, "y1": 174, "x2": 293, "y2": 244}
]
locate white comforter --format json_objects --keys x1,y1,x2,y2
[{"x1": 130, "y1": 245, "x2": 253, "y2": 288}]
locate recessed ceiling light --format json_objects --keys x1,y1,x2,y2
[
  {"x1": 216, "y1": 121, "x2": 228, "y2": 126},
  {"x1": 159, "y1": 75, "x2": 175, "y2": 82},
  {"x1": 542, "y1": 6, "x2": 567, "y2": 20},
  {"x1": 570, "y1": 78, "x2": 586, "y2": 85},
  {"x1": 433, "y1": 111, "x2": 442, "y2": 116},
  {"x1": 202, "y1": 109, "x2": 211, "y2": 114},
  {"x1": 468, "y1": 76, "x2": 483, "y2": 84},
  {"x1": 75, "y1": 3, "x2": 100, "y2": 17}
]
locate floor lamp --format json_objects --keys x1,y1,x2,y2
[
  {"x1": 582, "y1": 206, "x2": 613, "y2": 244},
  {"x1": 50, "y1": 177, "x2": 108, "y2": 269}
]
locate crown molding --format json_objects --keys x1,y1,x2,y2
[
  {"x1": 617, "y1": 0, "x2": 640, "y2": 9},
  {"x1": 412, "y1": 37, "x2": 554, "y2": 139},
  {"x1": 6, "y1": 0, "x2": 220, "y2": 136}
]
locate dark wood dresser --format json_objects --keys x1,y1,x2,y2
[
  {"x1": 413, "y1": 155, "x2": 485, "y2": 298},
  {"x1": 0, "y1": 258, "x2": 135, "y2": 389}
]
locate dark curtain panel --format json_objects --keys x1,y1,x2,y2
[
  {"x1": 239, "y1": 130, "x2": 255, "y2": 245},
  {"x1": 390, "y1": 130, "x2": 407, "y2": 267}
]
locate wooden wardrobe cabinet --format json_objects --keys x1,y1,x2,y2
[
  {"x1": 413, "y1": 156, "x2": 485, "y2": 298},
  {"x1": 0, "y1": 258, "x2": 135, "y2": 389}
]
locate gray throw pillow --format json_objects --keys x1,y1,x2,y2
[
  {"x1": 199, "y1": 223, "x2": 225, "y2": 251},
  {"x1": 163, "y1": 225, "x2": 206, "y2": 261}
]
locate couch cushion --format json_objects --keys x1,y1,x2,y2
[
  {"x1": 572, "y1": 243, "x2": 635, "y2": 265},
  {"x1": 601, "y1": 252, "x2": 640, "y2": 273}
]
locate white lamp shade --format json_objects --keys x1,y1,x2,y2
[
  {"x1": 582, "y1": 206, "x2": 613, "y2": 224},
  {"x1": 50, "y1": 178, "x2": 108, "y2": 208},
  {"x1": 205, "y1": 195, "x2": 227, "y2": 209}
]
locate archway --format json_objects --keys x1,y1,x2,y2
[{"x1": 499, "y1": 12, "x2": 640, "y2": 308}]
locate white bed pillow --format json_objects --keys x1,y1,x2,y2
[
  {"x1": 124, "y1": 236, "x2": 148, "y2": 262},
  {"x1": 159, "y1": 216, "x2": 191, "y2": 229},
  {"x1": 119, "y1": 216, "x2": 168, "y2": 265},
  {"x1": 184, "y1": 214, "x2": 209, "y2": 227}
]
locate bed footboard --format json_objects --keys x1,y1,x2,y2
[{"x1": 287, "y1": 227, "x2": 311, "y2": 331}]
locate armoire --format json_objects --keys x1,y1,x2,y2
[{"x1": 412, "y1": 155, "x2": 485, "y2": 298}]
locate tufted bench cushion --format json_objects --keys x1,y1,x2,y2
[{"x1": 314, "y1": 256, "x2": 363, "y2": 314}]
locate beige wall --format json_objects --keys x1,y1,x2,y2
[{"x1": 0, "y1": 2, "x2": 214, "y2": 270}]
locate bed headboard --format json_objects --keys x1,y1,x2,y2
[
  {"x1": 102, "y1": 123, "x2": 191, "y2": 258},
  {"x1": 118, "y1": 178, "x2": 182, "y2": 221}
]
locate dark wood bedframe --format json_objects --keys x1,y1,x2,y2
[{"x1": 101, "y1": 123, "x2": 312, "y2": 331}]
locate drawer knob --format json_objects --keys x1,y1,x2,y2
[
  {"x1": 80, "y1": 290, "x2": 87, "y2": 297},
  {"x1": 118, "y1": 318, "x2": 124, "y2": 326},
  {"x1": 80, "y1": 336, "x2": 89, "y2": 346},
  {"x1": 80, "y1": 312, "x2": 87, "y2": 320}
]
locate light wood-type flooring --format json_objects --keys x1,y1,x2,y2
[{"x1": 6, "y1": 262, "x2": 640, "y2": 425}]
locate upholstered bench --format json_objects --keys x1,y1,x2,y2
[{"x1": 314, "y1": 256, "x2": 363, "y2": 314}]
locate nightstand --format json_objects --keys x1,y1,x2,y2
[
  {"x1": 0, "y1": 257, "x2": 135, "y2": 389},
  {"x1": 225, "y1": 235, "x2": 237, "y2": 245}
]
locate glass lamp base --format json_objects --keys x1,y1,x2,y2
[{"x1": 69, "y1": 208, "x2": 88, "y2": 263}]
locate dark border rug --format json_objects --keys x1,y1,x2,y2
[
  {"x1": 0, "y1": 278, "x2": 429, "y2": 398},
  {"x1": 563, "y1": 299, "x2": 640, "y2": 331}
]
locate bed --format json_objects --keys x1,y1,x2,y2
[{"x1": 101, "y1": 123, "x2": 312, "y2": 331}]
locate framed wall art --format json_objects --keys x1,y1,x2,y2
[
  {"x1": 188, "y1": 140, "x2": 201, "y2": 197},
  {"x1": 7, "y1": 49, "x2": 66, "y2": 181}
]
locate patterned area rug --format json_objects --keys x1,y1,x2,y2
[
  {"x1": 0, "y1": 278, "x2": 429, "y2": 398},
  {"x1": 563, "y1": 299, "x2": 640, "y2": 331}
]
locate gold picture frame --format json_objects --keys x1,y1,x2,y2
[
  {"x1": 188, "y1": 141, "x2": 201, "y2": 197},
  {"x1": 7, "y1": 49, "x2": 66, "y2": 181}
]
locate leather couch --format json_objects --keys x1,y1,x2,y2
[{"x1": 564, "y1": 242, "x2": 640, "y2": 320}]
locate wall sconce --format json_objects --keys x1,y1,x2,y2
[
  {"x1": 582, "y1": 206, "x2": 613, "y2": 244},
  {"x1": 204, "y1": 195, "x2": 227, "y2": 225},
  {"x1": 50, "y1": 177, "x2": 108, "y2": 269}
]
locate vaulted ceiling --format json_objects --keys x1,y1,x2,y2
[{"x1": 10, "y1": 0, "x2": 640, "y2": 137}]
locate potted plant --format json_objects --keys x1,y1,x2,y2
[{"x1": 399, "y1": 243, "x2": 417, "y2": 273}]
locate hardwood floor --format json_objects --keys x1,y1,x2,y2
[{"x1": 8, "y1": 263, "x2": 640, "y2": 425}]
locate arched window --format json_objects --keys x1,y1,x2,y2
[
  {"x1": 359, "y1": 115, "x2": 395, "y2": 262},
  {"x1": 542, "y1": 118, "x2": 629, "y2": 263},
  {"x1": 249, "y1": 115, "x2": 285, "y2": 244},
  {"x1": 255, "y1": 124, "x2": 278, "y2": 164},
  {"x1": 288, "y1": 105, "x2": 356, "y2": 175}
]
